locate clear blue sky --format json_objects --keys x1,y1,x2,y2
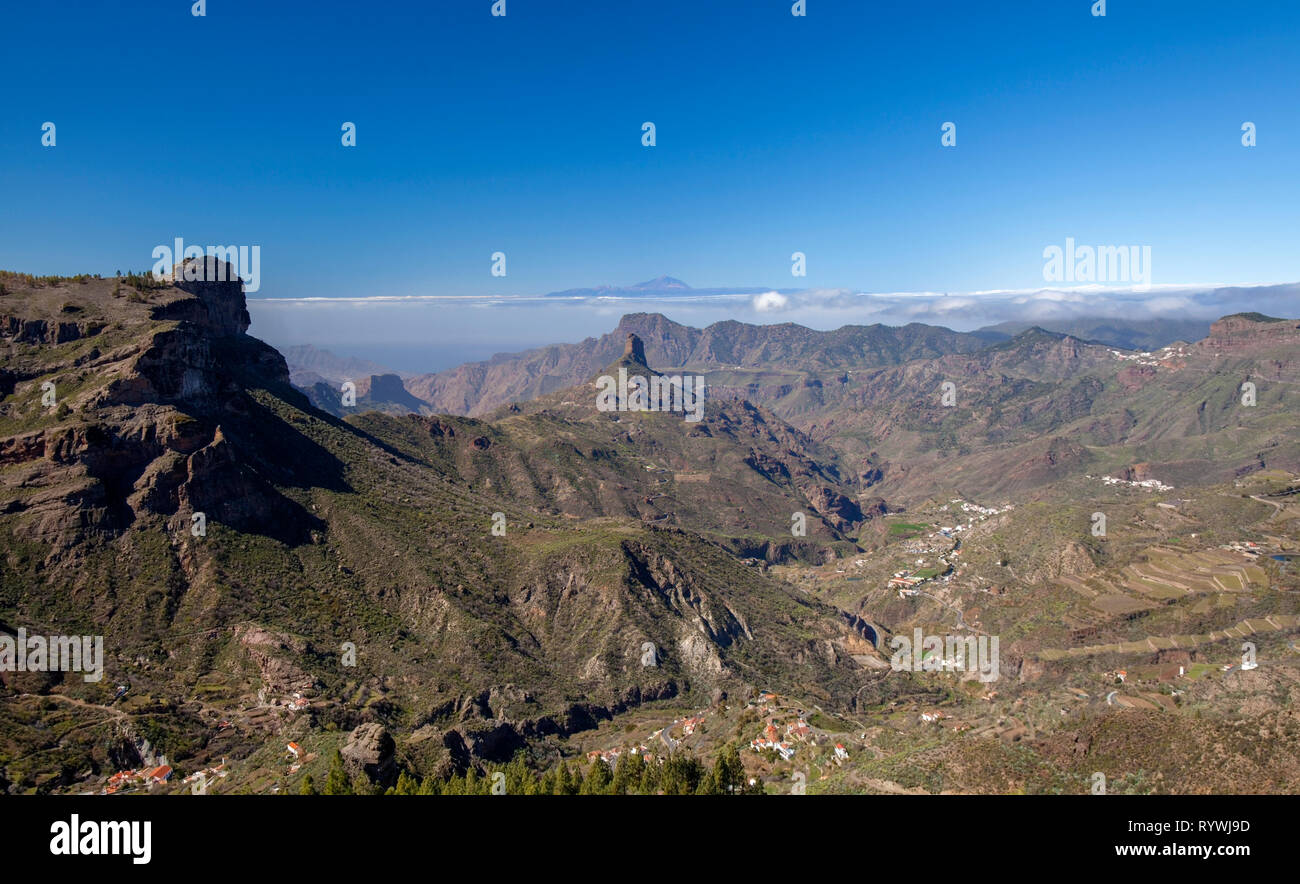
[{"x1": 2, "y1": 0, "x2": 1298, "y2": 301}]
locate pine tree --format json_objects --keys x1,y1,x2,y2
[
  {"x1": 298, "y1": 774, "x2": 317, "y2": 795},
  {"x1": 393, "y1": 770, "x2": 420, "y2": 795},
  {"x1": 323, "y1": 750, "x2": 352, "y2": 795},
  {"x1": 580, "y1": 759, "x2": 613, "y2": 794},
  {"x1": 504, "y1": 752, "x2": 532, "y2": 795},
  {"x1": 611, "y1": 752, "x2": 643, "y2": 795},
  {"x1": 555, "y1": 761, "x2": 580, "y2": 796},
  {"x1": 638, "y1": 762, "x2": 660, "y2": 795},
  {"x1": 661, "y1": 753, "x2": 702, "y2": 795},
  {"x1": 714, "y1": 744, "x2": 746, "y2": 794},
  {"x1": 538, "y1": 767, "x2": 558, "y2": 795}
]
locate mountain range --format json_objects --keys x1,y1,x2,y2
[
  {"x1": 2, "y1": 263, "x2": 1297, "y2": 795},
  {"x1": 299, "y1": 310, "x2": 1300, "y2": 505}
]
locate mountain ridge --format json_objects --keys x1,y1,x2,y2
[{"x1": 0, "y1": 265, "x2": 872, "y2": 792}]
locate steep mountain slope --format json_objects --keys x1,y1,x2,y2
[
  {"x1": 5, "y1": 270, "x2": 1297, "y2": 795},
  {"x1": 390, "y1": 334, "x2": 881, "y2": 559},
  {"x1": 0, "y1": 267, "x2": 869, "y2": 793}
]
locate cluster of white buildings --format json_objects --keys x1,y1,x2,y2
[
  {"x1": 1097, "y1": 475, "x2": 1174, "y2": 492},
  {"x1": 927, "y1": 500, "x2": 1014, "y2": 538},
  {"x1": 181, "y1": 759, "x2": 228, "y2": 790},
  {"x1": 943, "y1": 499, "x2": 1012, "y2": 518},
  {"x1": 1109, "y1": 345, "x2": 1188, "y2": 367}
]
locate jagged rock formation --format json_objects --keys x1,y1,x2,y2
[{"x1": 624, "y1": 332, "x2": 647, "y2": 364}]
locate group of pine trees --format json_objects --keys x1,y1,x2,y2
[
  {"x1": 118, "y1": 269, "x2": 168, "y2": 292},
  {"x1": 299, "y1": 744, "x2": 761, "y2": 796},
  {"x1": 0, "y1": 270, "x2": 101, "y2": 291}
]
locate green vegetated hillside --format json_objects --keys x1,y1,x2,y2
[
  {"x1": 0, "y1": 266, "x2": 872, "y2": 793},
  {"x1": 2, "y1": 267, "x2": 1299, "y2": 795}
]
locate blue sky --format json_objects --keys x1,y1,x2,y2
[{"x1": 2, "y1": 0, "x2": 1298, "y2": 367}]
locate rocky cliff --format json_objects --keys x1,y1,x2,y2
[{"x1": 0, "y1": 261, "x2": 300, "y2": 554}]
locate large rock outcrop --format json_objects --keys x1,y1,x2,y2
[
  {"x1": 152, "y1": 256, "x2": 252, "y2": 336},
  {"x1": 341, "y1": 723, "x2": 398, "y2": 787},
  {"x1": 0, "y1": 264, "x2": 307, "y2": 551}
]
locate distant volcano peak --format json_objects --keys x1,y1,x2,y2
[{"x1": 630, "y1": 276, "x2": 690, "y2": 291}]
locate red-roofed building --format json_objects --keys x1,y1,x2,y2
[{"x1": 105, "y1": 770, "x2": 135, "y2": 793}]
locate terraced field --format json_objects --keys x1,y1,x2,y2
[
  {"x1": 1036, "y1": 614, "x2": 1300, "y2": 662},
  {"x1": 1032, "y1": 544, "x2": 1293, "y2": 663},
  {"x1": 1055, "y1": 546, "x2": 1266, "y2": 618},
  {"x1": 1128, "y1": 547, "x2": 1268, "y2": 597}
]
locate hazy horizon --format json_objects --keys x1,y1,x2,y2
[{"x1": 247, "y1": 278, "x2": 1300, "y2": 374}]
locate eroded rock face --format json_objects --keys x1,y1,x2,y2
[
  {"x1": 1204, "y1": 314, "x2": 1300, "y2": 350},
  {"x1": 858, "y1": 453, "x2": 886, "y2": 487},
  {"x1": 624, "y1": 332, "x2": 648, "y2": 364},
  {"x1": 341, "y1": 723, "x2": 397, "y2": 787},
  {"x1": 236, "y1": 626, "x2": 315, "y2": 696},
  {"x1": 0, "y1": 266, "x2": 299, "y2": 552},
  {"x1": 1117, "y1": 364, "x2": 1157, "y2": 390},
  {"x1": 859, "y1": 496, "x2": 888, "y2": 520},
  {"x1": 154, "y1": 257, "x2": 251, "y2": 337},
  {"x1": 1120, "y1": 462, "x2": 1156, "y2": 481},
  {"x1": 1054, "y1": 541, "x2": 1097, "y2": 578},
  {"x1": 0, "y1": 315, "x2": 104, "y2": 344},
  {"x1": 805, "y1": 485, "x2": 865, "y2": 532}
]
